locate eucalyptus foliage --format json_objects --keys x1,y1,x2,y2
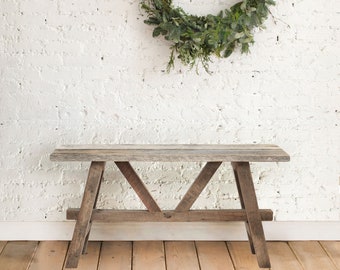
[{"x1": 141, "y1": 0, "x2": 275, "y2": 72}]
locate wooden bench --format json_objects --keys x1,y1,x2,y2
[{"x1": 50, "y1": 144, "x2": 290, "y2": 268}]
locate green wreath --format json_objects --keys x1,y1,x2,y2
[{"x1": 141, "y1": 0, "x2": 274, "y2": 72}]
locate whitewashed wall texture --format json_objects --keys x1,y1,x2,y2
[{"x1": 0, "y1": 0, "x2": 339, "y2": 223}]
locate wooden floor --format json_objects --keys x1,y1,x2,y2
[{"x1": 0, "y1": 241, "x2": 339, "y2": 270}]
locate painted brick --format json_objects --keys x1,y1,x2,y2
[{"x1": 0, "y1": 0, "x2": 339, "y2": 222}]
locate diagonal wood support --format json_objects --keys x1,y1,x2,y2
[
  {"x1": 175, "y1": 162, "x2": 222, "y2": 211},
  {"x1": 232, "y1": 162, "x2": 271, "y2": 268},
  {"x1": 115, "y1": 161, "x2": 161, "y2": 212},
  {"x1": 232, "y1": 162, "x2": 255, "y2": 254},
  {"x1": 65, "y1": 161, "x2": 105, "y2": 268}
]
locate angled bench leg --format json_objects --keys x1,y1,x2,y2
[
  {"x1": 232, "y1": 162, "x2": 255, "y2": 254},
  {"x1": 82, "y1": 174, "x2": 102, "y2": 254},
  {"x1": 231, "y1": 162, "x2": 271, "y2": 268},
  {"x1": 65, "y1": 161, "x2": 105, "y2": 268}
]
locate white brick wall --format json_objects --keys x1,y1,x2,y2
[{"x1": 0, "y1": 0, "x2": 339, "y2": 222}]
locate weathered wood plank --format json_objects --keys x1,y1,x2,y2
[
  {"x1": 115, "y1": 161, "x2": 161, "y2": 212},
  {"x1": 67, "y1": 209, "x2": 273, "y2": 222},
  {"x1": 232, "y1": 162, "x2": 255, "y2": 254},
  {"x1": 289, "y1": 241, "x2": 337, "y2": 270},
  {"x1": 65, "y1": 162, "x2": 105, "y2": 268},
  {"x1": 56, "y1": 144, "x2": 283, "y2": 150},
  {"x1": 232, "y1": 162, "x2": 271, "y2": 268},
  {"x1": 98, "y1": 242, "x2": 132, "y2": 270},
  {"x1": 133, "y1": 241, "x2": 166, "y2": 270},
  {"x1": 50, "y1": 144, "x2": 290, "y2": 162},
  {"x1": 195, "y1": 241, "x2": 234, "y2": 270},
  {"x1": 320, "y1": 241, "x2": 340, "y2": 269},
  {"x1": 65, "y1": 242, "x2": 101, "y2": 270},
  {"x1": 175, "y1": 162, "x2": 222, "y2": 211},
  {"x1": 28, "y1": 241, "x2": 68, "y2": 270},
  {"x1": 0, "y1": 241, "x2": 38, "y2": 270},
  {"x1": 165, "y1": 241, "x2": 200, "y2": 270}
]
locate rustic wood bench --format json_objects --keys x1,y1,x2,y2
[{"x1": 50, "y1": 144, "x2": 290, "y2": 268}]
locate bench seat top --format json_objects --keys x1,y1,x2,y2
[{"x1": 50, "y1": 144, "x2": 290, "y2": 162}]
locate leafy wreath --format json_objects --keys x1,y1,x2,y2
[{"x1": 141, "y1": 0, "x2": 274, "y2": 72}]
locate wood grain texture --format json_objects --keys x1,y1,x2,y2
[
  {"x1": 320, "y1": 241, "x2": 340, "y2": 269},
  {"x1": 98, "y1": 242, "x2": 132, "y2": 270},
  {"x1": 50, "y1": 144, "x2": 290, "y2": 162},
  {"x1": 28, "y1": 241, "x2": 68, "y2": 270},
  {"x1": 232, "y1": 162, "x2": 255, "y2": 254},
  {"x1": 133, "y1": 241, "x2": 166, "y2": 270},
  {"x1": 289, "y1": 241, "x2": 337, "y2": 270},
  {"x1": 165, "y1": 241, "x2": 200, "y2": 270},
  {"x1": 175, "y1": 162, "x2": 222, "y2": 211},
  {"x1": 115, "y1": 161, "x2": 161, "y2": 212},
  {"x1": 227, "y1": 242, "x2": 267, "y2": 270},
  {"x1": 232, "y1": 162, "x2": 271, "y2": 268},
  {"x1": 67, "y1": 209, "x2": 273, "y2": 222},
  {"x1": 0, "y1": 241, "x2": 7, "y2": 254},
  {"x1": 0, "y1": 241, "x2": 339, "y2": 270},
  {"x1": 195, "y1": 241, "x2": 234, "y2": 270},
  {"x1": 0, "y1": 241, "x2": 38, "y2": 270},
  {"x1": 66, "y1": 242, "x2": 101, "y2": 270},
  {"x1": 55, "y1": 144, "x2": 285, "y2": 150},
  {"x1": 267, "y1": 242, "x2": 303, "y2": 270},
  {"x1": 65, "y1": 162, "x2": 105, "y2": 268},
  {"x1": 228, "y1": 242, "x2": 300, "y2": 270}
]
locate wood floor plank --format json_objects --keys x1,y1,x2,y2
[
  {"x1": 227, "y1": 241, "x2": 268, "y2": 270},
  {"x1": 133, "y1": 241, "x2": 166, "y2": 270},
  {"x1": 267, "y1": 242, "x2": 303, "y2": 270},
  {"x1": 0, "y1": 241, "x2": 38, "y2": 270},
  {"x1": 0, "y1": 241, "x2": 7, "y2": 253},
  {"x1": 98, "y1": 242, "x2": 132, "y2": 270},
  {"x1": 0, "y1": 241, "x2": 338, "y2": 270},
  {"x1": 289, "y1": 241, "x2": 337, "y2": 270},
  {"x1": 65, "y1": 241, "x2": 101, "y2": 270},
  {"x1": 320, "y1": 241, "x2": 340, "y2": 269},
  {"x1": 195, "y1": 241, "x2": 234, "y2": 270},
  {"x1": 165, "y1": 241, "x2": 200, "y2": 270},
  {"x1": 28, "y1": 241, "x2": 68, "y2": 270}
]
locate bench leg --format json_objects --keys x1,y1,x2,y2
[
  {"x1": 231, "y1": 162, "x2": 271, "y2": 268},
  {"x1": 232, "y1": 162, "x2": 255, "y2": 254},
  {"x1": 65, "y1": 161, "x2": 105, "y2": 268},
  {"x1": 82, "y1": 177, "x2": 101, "y2": 255}
]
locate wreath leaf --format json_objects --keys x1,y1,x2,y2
[{"x1": 141, "y1": 0, "x2": 274, "y2": 72}]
